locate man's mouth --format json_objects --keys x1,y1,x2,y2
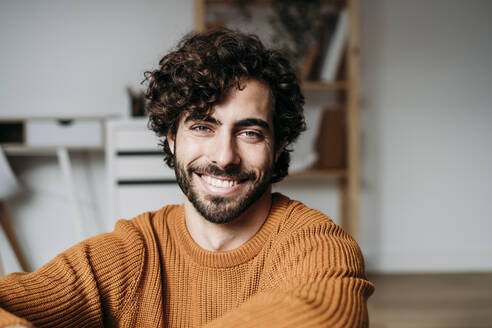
[
  {"x1": 202, "y1": 175, "x2": 241, "y2": 188},
  {"x1": 189, "y1": 165, "x2": 255, "y2": 193}
]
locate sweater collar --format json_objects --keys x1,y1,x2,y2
[{"x1": 172, "y1": 193, "x2": 290, "y2": 268}]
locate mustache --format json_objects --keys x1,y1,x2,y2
[{"x1": 188, "y1": 163, "x2": 256, "y2": 181}]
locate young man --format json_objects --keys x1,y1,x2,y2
[{"x1": 0, "y1": 28, "x2": 374, "y2": 327}]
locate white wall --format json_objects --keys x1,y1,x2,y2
[
  {"x1": 359, "y1": 0, "x2": 492, "y2": 272},
  {"x1": 0, "y1": 0, "x2": 193, "y2": 272},
  {"x1": 0, "y1": 0, "x2": 193, "y2": 118}
]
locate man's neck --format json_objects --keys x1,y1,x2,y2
[{"x1": 184, "y1": 190, "x2": 272, "y2": 252}]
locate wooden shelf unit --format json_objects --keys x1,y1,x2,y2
[
  {"x1": 193, "y1": 0, "x2": 361, "y2": 239},
  {"x1": 289, "y1": 169, "x2": 347, "y2": 179},
  {"x1": 301, "y1": 81, "x2": 348, "y2": 90}
]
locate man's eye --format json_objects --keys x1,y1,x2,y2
[
  {"x1": 191, "y1": 125, "x2": 211, "y2": 133},
  {"x1": 241, "y1": 130, "x2": 263, "y2": 139}
]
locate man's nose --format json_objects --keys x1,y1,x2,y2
[{"x1": 210, "y1": 134, "x2": 240, "y2": 168}]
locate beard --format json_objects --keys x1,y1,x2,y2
[{"x1": 174, "y1": 159, "x2": 273, "y2": 224}]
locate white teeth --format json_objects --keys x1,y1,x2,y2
[{"x1": 203, "y1": 175, "x2": 239, "y2": 188}]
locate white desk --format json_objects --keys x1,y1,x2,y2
[{"x1": 2, "y1": 117, "x2": 183, "y2": 234}]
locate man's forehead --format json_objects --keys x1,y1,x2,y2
[{"x1": 191, "y1": 83, "x2": 272, "y2": 114}]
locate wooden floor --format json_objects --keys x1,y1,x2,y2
[{"x1": 367, "y1": 273, "x2": 492, "y2": 328}]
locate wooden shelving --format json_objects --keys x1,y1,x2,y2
[
  {"x1": 301, "y1": 80, "x2": 348, "y2": 91},
  {"x1": 289, "y1": 169, "x2": 347, "y2": 179},
  {"x1": 194, "y1": 0, "x2": 360, "y2": 239}
]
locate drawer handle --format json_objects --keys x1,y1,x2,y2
[{"x1": 57, "y1": 119, "x2": 74, "y2": 126}]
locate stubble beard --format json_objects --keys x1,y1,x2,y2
[{"x1": 174, "y1": 159, "x2": 273, "y2": 224}]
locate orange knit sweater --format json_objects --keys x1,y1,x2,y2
[{"x1": 0, "y1": 193, "x2": 374, "y2": 327}]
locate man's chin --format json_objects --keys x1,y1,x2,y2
[
  {"x1": 191, "y1": 189, "x2": 260, "y2": 224},
  {"x1": 206, "y1": 191, "x2": 243, "y2": 204}
]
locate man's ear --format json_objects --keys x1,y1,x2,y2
[
  {"x1": 275, "y1": 140, "x2": 287, "y2": 162},
  {"x1": 167, "y1": 133, "x2": 175, "y2": 154}
]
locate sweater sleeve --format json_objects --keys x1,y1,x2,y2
[
  {"x1": 0, "y1": 219, "x2": 146, "y2": 328},
  {"x1": 205, "y1": 220, "x2": 374, "y2": 328}
]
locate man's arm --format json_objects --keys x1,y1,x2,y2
[
  {"x1": 205, "y1": 222, "x2": 374, "y2": 328},
  {"x1": 0, "y1": 220, "x2": 145, "y2": 328}
]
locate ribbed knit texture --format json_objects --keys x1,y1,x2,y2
[{"x1": 0, "y1": 193, "x2": 374, "y2": 327}]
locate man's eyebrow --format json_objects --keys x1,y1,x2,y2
[
  {"x1": 184, "y1": 115, "x2": 221, "y2": 125},
  {"x1": 235, "y1": 118, "x2": 271, "y2": 131}
]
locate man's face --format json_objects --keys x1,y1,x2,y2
[{"x1": 168, "y1": 79, "x2": 278, "y2": 224}]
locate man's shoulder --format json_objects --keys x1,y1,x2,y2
[
  {"x1": 117, "y1": 203, "x2": 183, "y2": 232},
  {"x1": 86, "y1": 204, "x2": 182, "y2": 257},
  {"x1": 272, "y1": 192, "x2": 335, "y2": 232},
  {"x1": 270, "y1": 193, "x2": 362, "y2": 261}
]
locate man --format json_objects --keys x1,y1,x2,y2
[{"x1": 0, "y1": 28, "x2": 373, "y2": 327}]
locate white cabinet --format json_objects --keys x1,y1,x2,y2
[
  {"x1": 26, "y1": 119, "x2": 103, "y2": 147},
  {"x1": 106, "y1": 119, "x2": 182, "y2": 230}
]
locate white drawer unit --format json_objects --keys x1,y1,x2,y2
[
  {"x1": 106, "y1": 119, "x2": 180, "y2": 230},
  {"x1": 114, "y1": 126, "x2": 161, "y2": 151},
  {"x1": 26, "y1": 119, "x2": 103, "y2": 147},
  {"x1": 115, "y1": 155, "x2": 175, "y2": 180}
]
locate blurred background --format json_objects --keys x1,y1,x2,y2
[{"x1": 0, "y1": 0, "x2": 491, "y2": 326}]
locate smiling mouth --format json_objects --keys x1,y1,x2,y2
[{"x1": 197, "y1": 173, "x2": 249, "y2": 189}]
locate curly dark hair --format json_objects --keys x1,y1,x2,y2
[{"x1": 145, "y1": 27, "x2": 305, "y2": 183}]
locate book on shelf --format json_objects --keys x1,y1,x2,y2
[
  {"x1": 305, "y1": 11, "x2": 338, "y2": 81},
  {"x1": 318, "y1": 8, "x2": 348, "y2": 82}
]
